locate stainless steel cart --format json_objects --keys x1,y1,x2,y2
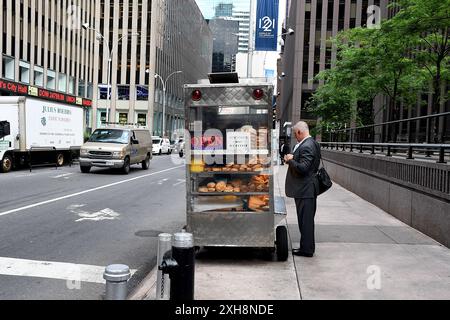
[{"x1": 184, "y1": 82, "x2": 288, "y2": 261}]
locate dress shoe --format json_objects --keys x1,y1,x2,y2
[{"x1": 292, "y1": 248, "x2": 314, "y2": 257}]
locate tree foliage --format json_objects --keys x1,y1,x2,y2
[{"x1": 309, "y1": 0, "x2": 449, "y2": 140}]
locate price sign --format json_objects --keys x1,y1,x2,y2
[{"x1": 227, "y1": 132, "x2": 251, "y2": 154}]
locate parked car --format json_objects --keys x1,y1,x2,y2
[
  {"x1": 152, "y1": 136, "x2": 171, "y2": 155},
  {"x1": 79, "y1": 128, "x2": 152, "y2": 174}
]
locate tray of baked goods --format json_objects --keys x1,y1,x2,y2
[
  {"x1": 192, "y1": 194, "x2": 270, "y2": 213},
  {"x1": 193, "y1": 175, "x2": 270, "y2": 196},
  {"x1": 190, "y1": 158, "x2": 271, "y2": 175}
]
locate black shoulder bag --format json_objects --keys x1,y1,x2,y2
[{"x1": 314, "y1": 142, "x2": 332, "y2": 195}]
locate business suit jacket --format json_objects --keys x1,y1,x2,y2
[{"x1": 285, "y1": 137, "x2": 321, "y2": 199}]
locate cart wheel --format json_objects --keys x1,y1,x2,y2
[{"x1": 276, "y1": 226, "x2": 289, "y2": 262}]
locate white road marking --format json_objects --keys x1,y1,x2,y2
[
  {"x1": 75, "y1": 208, "x2": 121, "y2": 222},
  {"x1": 157, "y1": 178, "x2": 169, "y2": 185},
  {"x1": 0, "y1": 257, "x2": 137, "y2": 284},
  {"x1": 0, "y1": 166, "x2": 184, "y2": 218},
  {"x1": 52, "y1": 173, "x2": 75, "y2": 179},
  {"x1": 173, "y1": 179, "x2": 186, "y2": 186}
]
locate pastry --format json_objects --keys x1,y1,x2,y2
[
  {"x1": 216, "y1": 182, "x2": 226, "y2": 192},
  {"x1": 213, "y1": 168, "x2": 222, "y2": 172},
  {"x1": 225, "y1": 186, "x2": 234, "y2": 193},
  {"x1": 231, "y1": 179, "x2": 242, "y2": 188},
  {"x1": 208, "y1": 188, "x2": 216, "y2": 192},
  {"x1": 233, "y1": 187, "x2": 241, "y2": 193},
  {"x1": 199, "y1": 187, "x2": 208, "y2": 193},
  {"x1": 207, "y1": 182, "x2": 216, "y2": 189},
  {"x1": 240, "y1": 185, "x2": 249, "y2": 193}
]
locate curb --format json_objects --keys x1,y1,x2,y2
[{"x1": 128, "y1": 265, "x2": 158, "y2": 300}]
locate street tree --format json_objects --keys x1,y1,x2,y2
[{"x1": 388, "y1": 0, "x2": 450, "y2": 142}]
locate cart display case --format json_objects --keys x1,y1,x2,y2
[{"x1": 184, "y1": 82, "x2": 288, "y2": 261}]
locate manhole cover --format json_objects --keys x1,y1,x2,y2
[{"x1": 135, "y1": 230, "x2": 165, "y2": 238}]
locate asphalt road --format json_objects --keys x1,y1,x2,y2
[{"x1": 0, "y1": 155, "x2": 187, "y2": 300}]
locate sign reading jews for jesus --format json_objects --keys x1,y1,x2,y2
[{"x1": 255, "y1": 0, "x2": 279, "y2": 51}]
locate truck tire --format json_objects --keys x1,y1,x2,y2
[
  {"x1": 56, "y1": 153, "x2": 65, "y2": 167},
  {"x1": 142, "y1": 154, "x2": 150, "y2": 170},
  {"x1": 276, "y1": 225, "x2": 289, "y2": 262},
  {"x1": 80, "y1": 165, "x2": 91, "y2": 173},
  {"x1": 1, "y1": 154, "x2": 13, "y2": 173},
  {"x1": 122, "y1": 157, "x2": 130, "y2": 174}
]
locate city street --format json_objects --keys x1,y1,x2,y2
[{"x1": 0, "y1": 155, "x2": 186, "y2": 300}]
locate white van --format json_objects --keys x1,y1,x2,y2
[
  {"x1": 80, "y1": 128, "x2": 152, "y2": 174},
  {"x1": 152, "y1": 136, "x2": 171, "y2": 155}
]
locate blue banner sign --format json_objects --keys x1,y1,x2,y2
[{"x1": 255, "y1": 0, "x2": 279, "y2": 51}]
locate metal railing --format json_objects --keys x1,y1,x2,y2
[
  {"x1": 320, "y1": 142, "x2": 450, "y2": 164},
  {"x1": 324, "y1": 112, "x2": 450, "y2": 144}
]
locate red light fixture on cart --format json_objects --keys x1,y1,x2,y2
[
  {"x1": 253, "y1": 89, "x2": 264, "y2": 100},
  {"x1": 192, "y1": 90, "x2": 202, "y2": 101}
]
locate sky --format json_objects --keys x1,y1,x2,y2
[{"x1": 195, "y1": 0, "x2": 251, "y2": 19}]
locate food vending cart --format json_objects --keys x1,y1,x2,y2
[{"x1": 184, "y1": 79, "x2": 288, "y2": 261}]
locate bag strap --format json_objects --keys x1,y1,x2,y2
[{"x1": 312, "y1": 140, "x2": 326, "y2": 170}]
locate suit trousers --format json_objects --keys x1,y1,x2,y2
[{"x1": 294, "y1": 198, "x2": 317, "y2": 254}]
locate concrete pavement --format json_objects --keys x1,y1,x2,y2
[{"x1": 135, "y1": 165, "x2": 450, "y2": 300}]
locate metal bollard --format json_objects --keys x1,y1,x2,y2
[
  {"x1": 159, "y1": 231, "x2": 195, "y2": 301},
  {"x1": 103, "y1": 264, "x2": 131, "y2": 300},
  {"x1": 156, "y1": 233, "x2": 173, "y2": 300}
]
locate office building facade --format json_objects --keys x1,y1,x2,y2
[
  {"x1": 209, "y1": 18, "x2": 239, "y2": 73},
  {"x1": 1, "y1": 0, "x2": 213, "y2": 139},
  {"x1": 0, "y1": 0, "x2": 96, "y2": 128}
]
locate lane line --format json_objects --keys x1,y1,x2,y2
[
  {"x1": 0, "y1": 257, "x2": 137, "y2": 284},
  {"x1": 173, "y1": 179, "x2": 186, "y2": 187},
  {"x1": 52, "y1": 173, "x2": 75, "y2": 179},
  {"x1": 0, "y1": 166, "x2": 184, "y2": 218}
]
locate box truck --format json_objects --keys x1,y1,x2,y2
[{"x1": 0, "y1": 96, "x2": 84, "y2": 173}]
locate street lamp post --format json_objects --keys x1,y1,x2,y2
[
  {"x1": 83, "y1": 23, "x2": 139, "y2": 125},
  {"x1": 152, "y1": 71, "x2": 183, "y2": 138}
]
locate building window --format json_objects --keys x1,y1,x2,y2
[
  {"x1": 19, "y1": 61, "x2": 30, "y2": 84},
  {"x1": 117, "y1": 85, "x2": 130, "y2": 100},
  {"x1": 87, "y1": 83, "x2": 93, "y2": 99},
  {"x1": 98, "y1": 85, "x2": 111, "y2": 100},
  {"x1": 100, "y1": 111, "x2": 107, "y2": 125},
  {"x1": 2, "y1": 55, "x2": 15, "y2": 80},
  {"x1": 58, "y1": 73, "x2": 67, "y2": 92},
  {"x1": 118, "y1": 112, "x2": 128, "y2": 124},
  {"x1": 137, "y1": 85, "x2": 149, "y2": 101},
  {"x1": 78, "y1": 80, "x2": 86, "y2": 97},
  {"x1": 47, "y1": 69, "x2": 56, "y2": 90},
  {"x1": 69, "y1": 76, "x2": 76, "y2": 95},
  {"x1": 137, "y1": 113, "x2": 147, "y2": 126},
  {"x1": 34, "y1": 65, "x2": 44, "y2": 87}
]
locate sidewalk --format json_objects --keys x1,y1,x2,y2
[{"x1": 132, "y1": 165, "x2": 450, "y2": 300}]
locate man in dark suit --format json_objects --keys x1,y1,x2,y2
[{"x1": 284, "y1": 121, "x2": 321, "y2": 257}]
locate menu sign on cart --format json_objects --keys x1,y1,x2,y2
[{"x1": 226, "y1": 132, "x2": 251, "y2": 154}]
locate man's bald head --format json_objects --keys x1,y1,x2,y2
[{"x1": 293, "y1": 121, "x2": 310, "y2": 142}]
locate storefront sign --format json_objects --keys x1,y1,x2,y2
[{"x1": 0, "y1": 79, "x2": 92, "y2": 107}]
